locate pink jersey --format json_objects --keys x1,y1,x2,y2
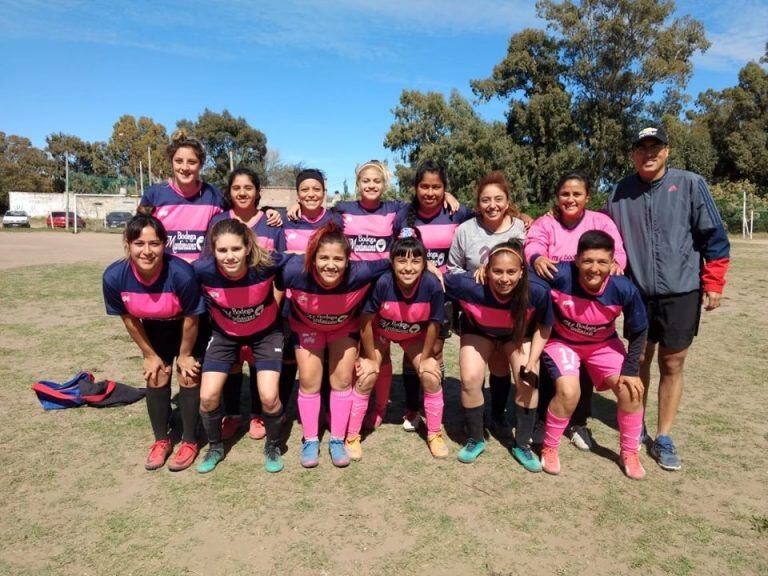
[
  {"x1": 335, "y1": 200, "x2": 403, "y2": 261},
  {"x1": 524, "y1": 210, "x2": 627, "y2": 270}
]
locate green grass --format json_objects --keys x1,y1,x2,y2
[{"x1": 1, "y1": 240, "x2": 767, "y2": 575}]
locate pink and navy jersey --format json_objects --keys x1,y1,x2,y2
[
  {"x1": 363, "y1": 270, "x2": 444, "y2": 342},
  {"x1": 445, "y1": 273, "x2": 553, "y2": 338},
  {"x1": 282, "y1": 209, "x2": 342, "y2": 252},
  {"x1": 281, "y1": 256, "x2": 390, "y2": 332},
  {"x1": 524, "y1": 210, "x2": 627, "y2": 270},
  {"x1": 546, "y1": 263, "x2": 647, "y2": 344},
  {"x1": 103, "y1": 256, "x2": 206, "y2": 320},
  {"x1": 193, "y1": 256, "x2": 286, "y2": 338},
  {"x1": 335, "y1": 200, "x2": 406, "y2": 261},
  {"x1": 207, "y1": 210, "x2": 286, "y2": 253},
  {"x1": 139, "y1": 180, "x2": 223, "y2": 262},
  {"x1": 394, "y1": 205, "x2": 473, "y2": 272}
]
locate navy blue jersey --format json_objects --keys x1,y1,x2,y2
[
  {"x1": 281, "y1": 256, "x2": 389, "y2": 332},
  {"x1": 394, "y1": 205, "x2": 474, "y2": 272},
  {"x1": 547, "y1": 263, "x2": 648, "y2": 344},
  {"x1": 103, "y1": 256, "x2": 206, "y2": 320},
  {"x1": 139, "y1": 180, "x2": 223, "y2": 262},
  {"x1": 363, "y1": 270, "x2": 445, "y2": 342},
  {"x1": 445, "y1": 272, "x2": 553, "y2": 338},
  {"x1": 193, "y1": 256, "x2": 288, "y2": 337}
]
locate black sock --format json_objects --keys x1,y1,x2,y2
[
  {"x1": 515, "y1": 404, "x2": 536, "y2": 449},
  {"x1": 465, "y1": 405, "x2": 485, "y2": 443},
  {"x1": 146, "y1": 386, "x2": 172, "y2": 440},
  {"x1": 490, "y1": 374, "x2": 512, "y2": 422},
  {"x1": 320, "y1": 354, "x2": 331, "y2": 411},
  {"x1": 570, "y1": 369, "x2": 593, "y2": 427},
  {"x1": 402, "y1": 370, "x2": 421, "y2": 412},
  {"x1": 222, "y1": 373, "x2": 242, "y2": 417},
  {"x1": 279, "y1": 362, "x2": 297, "y2": 411},
  {"x1": 262, "y1": 407, "x2": 283, "y2": 447},
  {"x1": 249, "y1": 369, "x2": 263, "y2": 416},
  {"x1": 179, "y1": 385, "x2": 200, "y2": 444},
  {"x1": 200, "y1": 403, "x2": 224, "y2": 448}
]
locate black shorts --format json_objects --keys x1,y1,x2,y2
[
  {"x1": 144, "y1": 315, "x2": 209, "y2": 367},
  {"x1": 203, "y1": 326, "x2": 284, "y2": 374},
  {"x1": 459, "y1": 315, "x2": 515, "y2": 344},
  {"x1": 643, "y1": 290, "x2": 701, "y2": 349}
]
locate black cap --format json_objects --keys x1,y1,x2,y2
[{"x1": 632, "y1": 126, "x2": 668, "y2": 147}]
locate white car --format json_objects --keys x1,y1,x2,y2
[{"x1": 2, "y1": 210, "x2": 30, "y2": 228}]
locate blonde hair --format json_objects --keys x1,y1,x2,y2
[{"x1": 355, "y1": 160, "x2": 391, "y2": 191}]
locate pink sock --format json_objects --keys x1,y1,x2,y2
[
  {"x1": 374, "y1": 363, "x2": 393, "y2": 416},
  {"x1": 617, "y1": 409, "x2": 643, "y2": 453},
  {"x1": 297, "y1": 390, "x2": 320, "y2": 440},
  {"x1": 544, "y1": 409, "x2": 570, "y2": 449},
  {"x1": 423, "y1": 389, "x2": 444, "y2": 435},
  {"x1": 347, "y1": 389, "x2": 370, "y2": 438},
  {"x1": 329, "y1": 388, "x2": 353, "y2": 439}
]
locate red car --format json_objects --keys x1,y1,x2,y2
[{"x1": 47, "y1": 211, "x2": 86, "y2": 229}]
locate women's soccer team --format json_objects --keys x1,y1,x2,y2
[{"x1": 103, "y1": 130, "x2": 651, "y2": 480}]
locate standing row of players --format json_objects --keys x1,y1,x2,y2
[{"x1": 103, "y1": 128, "x2": 729, "y2": 478}]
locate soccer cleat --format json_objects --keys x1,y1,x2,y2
[
  {"x1": 328, "y1": 438, "x2": 350, "y2": 467},
  {"x1": 264, "y1": 441, "x2": 284, "y2": 473},
  {"x1": 168, "y1": 441, "x2": 199, "y2": 472},
  {"x1": 300, "y1": 439, "x2": 320, "y2": 468},
  {"x1": 248, "y1": 416, "x2": 266, "y2": 440},
  {"x1": 220, "y1": 416, "x2": 242, "y2": 441},
  {"x1": 620, "y1": 450, "x2": 646, "y2": 480},
  {"x1": 512, "y1": 446, "x2": 543, "y2": 473},
  {"x1": 457, "y1": 438, "x2": 486, "y2": 463},
  {"x1": 345, "y1": 435, "x2": 363, "y2": 461},
  {"x1": 427, "y1": 432, "x2": 449, "y2": 459},
  {"x1": 196, "y1": 446, "x2": 224, "y2": 474},
  {"x1": 541, "y1": 445, "x2": 561, "y2": 475},
  {"x1": 144, "y1": 438, "x2": 173, "y2": 470},
  {"x1": 402, "y1": 410, "x2": 423, "y2": 432},
  {"x1": 568, "y1": 425, "x2": 593, "y2": 451},
  {"x1": 650, "y1": 435, "x2": 682, "y2": 471}
]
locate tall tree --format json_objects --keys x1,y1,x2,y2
[
  {"x1": 107, "y1": 115, "x2": 170, "y2": 182},
  {"x1": 0, "y1": 132, "x2": 53, "y2": 209},
  {"x1": 473, "y1": 0, "x2": 709, "y2": 187},
  {"x1": 385, "y1": 90, "x2": 529, "y2": 205},
  {"x1": 177, "y1": 109, "x2": 267, "y2": 188}
]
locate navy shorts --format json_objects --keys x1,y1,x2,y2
[
  {"x1": 203, "y1": 326, "x2": 284, "y2": 374},
  {"x1": 459, "y1": 314, "x2": 515, "y2": 344},
  {"x1": 144, "y1": 315, "x2": 209, "y2": 367},
  {"x1": 643, "y1": 290, "x2": 701, "y2": 350}
]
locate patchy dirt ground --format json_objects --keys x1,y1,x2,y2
[{"x1": 0, "y1": 232, "x2": 766, "y2": 576}]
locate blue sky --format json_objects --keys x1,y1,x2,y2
[{"x1": 1, "y1": 0, "x2": 766, "y2": 193}]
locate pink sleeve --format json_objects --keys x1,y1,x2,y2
[{"x1": 523, "y1": 216, "x2": 553, "y2": 266}]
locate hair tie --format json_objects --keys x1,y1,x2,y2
[{"x1": 398, "y1": 227, "x2": 417, "y2": 239}]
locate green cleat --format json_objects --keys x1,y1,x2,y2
[
  {"x1": 457, "y1": 438, "x2": 486, "y2": 463},
  {"x1": 512, "y1": 445, "x2": 542, "y2": 473},
  {"x1": 196, "y1": 446, "x2": 224, "y2": 474},
  {"x1": 264, "y1": 441, "x2": 284, "y2": 473}
]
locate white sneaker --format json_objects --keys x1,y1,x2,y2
[
  {"x1": 402, "y1": 410, "x2": 423, "y2": 432},
  {"x1": 568, "y1": 425, "x2": 593, "y2": 451}
]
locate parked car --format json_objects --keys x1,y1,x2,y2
[
  {"x1": 2, "y1": 210, "x2": 31, "y2": 228},
  {"x1": 46, "y1": 211, "x2": 86, "y2": 229},
  {"x1": 105, "y1": 211, "x2": 133, "y2": 229}
]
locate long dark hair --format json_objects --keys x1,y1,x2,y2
[
  {"x1": 486, "y1": 239, "x2": 529, "y2": 349},
  {"x1": 221, "y1": 167, "x2": 261, "y2": 211},
  {"x1": 125, "y1": 213, "x2": 167, "y2": 244},
  {"x1": 407, "y1": 160, "x2": 448, "y2": 229}
]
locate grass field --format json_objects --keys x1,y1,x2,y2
[{"x1": 0, "y1": 232, "x2": 766, "y2": 576}]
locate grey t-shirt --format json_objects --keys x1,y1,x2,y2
[{"x1": 447, "y1": 216, "x2": 526, "y2": 274}]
